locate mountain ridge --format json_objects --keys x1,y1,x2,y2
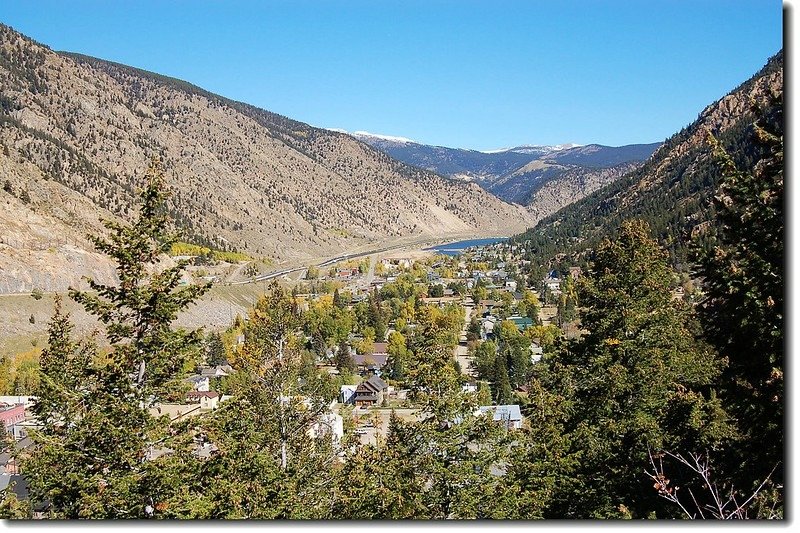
[
  {"x1": 349, "y1": 128, "x2": 661, "y2": 213},
  {"x1": 0, "y1": 23, "x2": 535, "y2": 292},
  {"x1": 510, "y1": 50, "x2": 783, "y2": 272}
]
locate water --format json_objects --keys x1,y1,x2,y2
[{"x1": 425, "y1": 237, "x2": 508, "y2": 257}]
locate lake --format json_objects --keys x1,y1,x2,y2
[{"x1": 425, "y1": 237, "x2": 508, "y2": 257}]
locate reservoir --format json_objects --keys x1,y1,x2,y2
[{"x1": 425, "y1": 237, "x2": 508, "y2": 257}]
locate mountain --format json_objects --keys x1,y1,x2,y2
[
  {"x1": 510, "y1": 51, "x2": 783, "y2": 273},
  {"x1": 0, "y1": 24, "x2": 536, "y2": 293},
  {"x1": 349, "y1": 131, "x2": 540, "y2": 181},
  {"x1": 348, "y1": 130, "x2": 660, "y2": 210}
]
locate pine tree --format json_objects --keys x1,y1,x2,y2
[
  {"x1": 22, "y1": 159, "x2": 210, "y2": 518},
  {"x1": 159, "y1": 282, "x2": 339, "y2": 518},
  {"x1": 697, "y1": 95, "x2": 784, "y2": 509},
  {"x1": 69, "y1": 159, "x2": 210, "y2": 403},
  {"x1": 523, "y1": 220, "x2": 731, "y2": 518}
]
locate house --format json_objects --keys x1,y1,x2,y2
[
  {"x1": 309, "y1": 410, "x2": 344, "y2": 447},
  {"x1": 505, "y1": 280, "x2": 518, "y2": 292},
  {"x1": 530, "y1": 342, "x2": 544, "y2": 363},
  {"x1": 336, "y1": 268, "x2": 358, "y2": 280},
  {"x1": 0, "y1": 435, "x2": 33, "y2": 476},
  {"x1": 353, "y1": 342, "x2": 389, "y2": 373},
  {"x1": 354, "y1": 375, "x2": 389, "y2": 407},
  {"x1": 569, "y1": 266, "x2": 582, "y2": 280},
  {"x1": 0, "y1": 396, "x2": 36, "y2": 409},
  {"x1": 340, "y1": 385, "x2": 357, "y2": 404},
  {"x1": 0, "y1": 451, "x2": 16, "y2": 475},
  {"x1": 481, "y1": 316, "x2": 498, "y2": 340},
  {"x1": 185, "y1": 391, "x2": 220, "y2": 410},
  {"x1": 149, "y1": 403, "x2": 203, "y2": 422},
  {"x1": 478, "y1": 404, "x2": 523, "y2": 430},
  {"x1": 200, "y1": 365, "x2": 232, "y2": 379},
  {"x1": 461, "y1": 382, "x2": 478, "y2": 394},
  {"x1": 508, "y1": 315, "x2": 534, "y2": 332},
  {"x1": 185, "y1": 374, "x2": 210, "y2": 392},
  {"x1": 543, "y1": 271, "x2": 562, "y2": 293},
  {"x1": 0, "y1": 403, "x2": 25, "y2": 430},
  {"x1": 421, "y1": 296, "x2": 461, "y2": 307},
  {"x1": 478, "y1": 299, "x2": 502, "y2": 311}
]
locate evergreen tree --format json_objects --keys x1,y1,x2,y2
[
  {"x1": 205, "y1": 331, "x2": 227, "y2": 367},
  {"x1": 69, "y1": 158, "x2": 210, "y2": 402},
  {"x1": 697, "y1": 97, "x2": 784, "y2": 509},
  {"x1": 158, "y1": 282, "x2": 339, "y2": 518},
  {"x1": 22, "y1": 159, "x2": 210, "y2": 518},
  {"x1": 385, "y1": 330, "x2": 409, "y2": 380},
  {"x1": 334, "y1": 340, "x2": 356, "y2": 374},
  {"x1": 522, "y1": 220, "x2": 731, "y2": 518},
  {"x1": 0, "y1": 432, "x2": 29, "y2": 519}
]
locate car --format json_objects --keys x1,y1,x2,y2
[{"x1": 354, "y1": 429, "x2": 368, "y2": 435}]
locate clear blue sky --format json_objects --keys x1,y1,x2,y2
[{"x1": 1, "y1": 0, "x2": 783, "y2": 150}]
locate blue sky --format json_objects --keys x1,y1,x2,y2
[{"x1": 1, "y1": 0, "x2": 782, "y2": 150}]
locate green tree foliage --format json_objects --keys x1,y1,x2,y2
[
  {"x1": 516, "y1": 289, "x2": 541, "y2": 322},
  {"x1": 518, "y1": 220, "x2": 731, "y2": 518},
  {"x1": 0, "y1": 432, "x2": 30, "y2": 519},
  {"x1": 696, "y1": 97, "x2": 784, "y2": 506},
  {"x1": 335, "y1": 396, "x2": 515, "y2": 519},
  {"x1": 157, "y1": 282, "x2": 339, "y2": 518},
  {"x1": 69, "y1": 159, "x2": 210, "y2": 402},
  {"x1": 556, "y1": 275, "x2": 578, "y2": 327},
  {"x1": 496, "y1": 321, "x2": 532, "y2": 391},
  {"x1": 427, "y1": 284, "x2": 444, "y2": 297},
  {"x1": 24, "y1": 298, "x2": 154, "y2": 518},
  {"x1": 334, "y1": 341, "x2": 356, "y2": 374},
  {"x1": 385, "y1": 330, "x2": 410, "y2": 380},
  {"x1": 472, "y1": 323, "x2": 531, "y2": 402},
  {"x1": 205, "y1": 331, "x2": 227, "y2": 367},
  {"x1": 406, "y1": 305, "x2": 462, "y2": 401},
  {"x1": 21, "y1": 160, "x2": 210, "y2": 519}
]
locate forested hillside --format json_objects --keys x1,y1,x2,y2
[{"x1": 509, "y1": 51, "x2": 783, "y2": 272}]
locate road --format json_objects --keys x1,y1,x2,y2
[
  {"x1": 224, "y1": 236, "x2": 464, "y2": 288},
  {"x1": 454, "y1": 297, "x2": 477, "y2": 377}
]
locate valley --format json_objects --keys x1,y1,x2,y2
[{"x1": 0, "y1": 7, "x2": 783, "y2": 521}]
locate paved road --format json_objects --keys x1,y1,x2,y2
[{"x1": 223, "y1": 237, "x2": 458, "y2": 288}]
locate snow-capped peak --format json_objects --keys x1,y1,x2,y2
[
  {"x1": 351, "y1": 131, "x2": 417, "y2": 144},
  {"x1": 481, "y1": 143, "x2": 583, "y2": 154}
]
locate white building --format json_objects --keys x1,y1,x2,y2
[{"x1": 478, "y1": 404, "x2": 523, "y2": 430}]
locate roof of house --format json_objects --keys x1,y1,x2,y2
[
  {"x1": 353, "y1": 353, "x2": 388, "y2": 368},
  {"x1": 372, "y1": 342, "x2": 388, "y2": 355},
  {"x1": 186, "y1": 391, "x2": 220, "y2": 399},
  {"x1": 354, "y1": 394, "x2": 378, "y2": 402},
  {"x1": 199, "y1": 365, "x2": 232, "y2": 378},
  {"x1": 355, "y1": 375, "x2": 388, "y2": 395},
  {"x1": 479, "y1": 404, "x2": 522, "y2": 422},
  {"x1": 509, "y1": 316, "x2": 534, "y2": 328}
]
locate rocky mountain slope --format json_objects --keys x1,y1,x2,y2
[
  {"x1": 511, "y1": 51, "x2": 783, "y2": 271},
  {"x1": 0, "y1": 24, "x2": 535, "y2": 292},
  {"x1": 350, "y1": 130, "x2": 660, "y2": 209}
]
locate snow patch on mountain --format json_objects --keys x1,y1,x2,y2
[{"x1": 351, "y1": 131, "x2": 417, "y2": 144}]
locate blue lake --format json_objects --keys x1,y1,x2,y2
[{"x1": 425, "y1": 237, "x2": 508, "y2": 257}]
